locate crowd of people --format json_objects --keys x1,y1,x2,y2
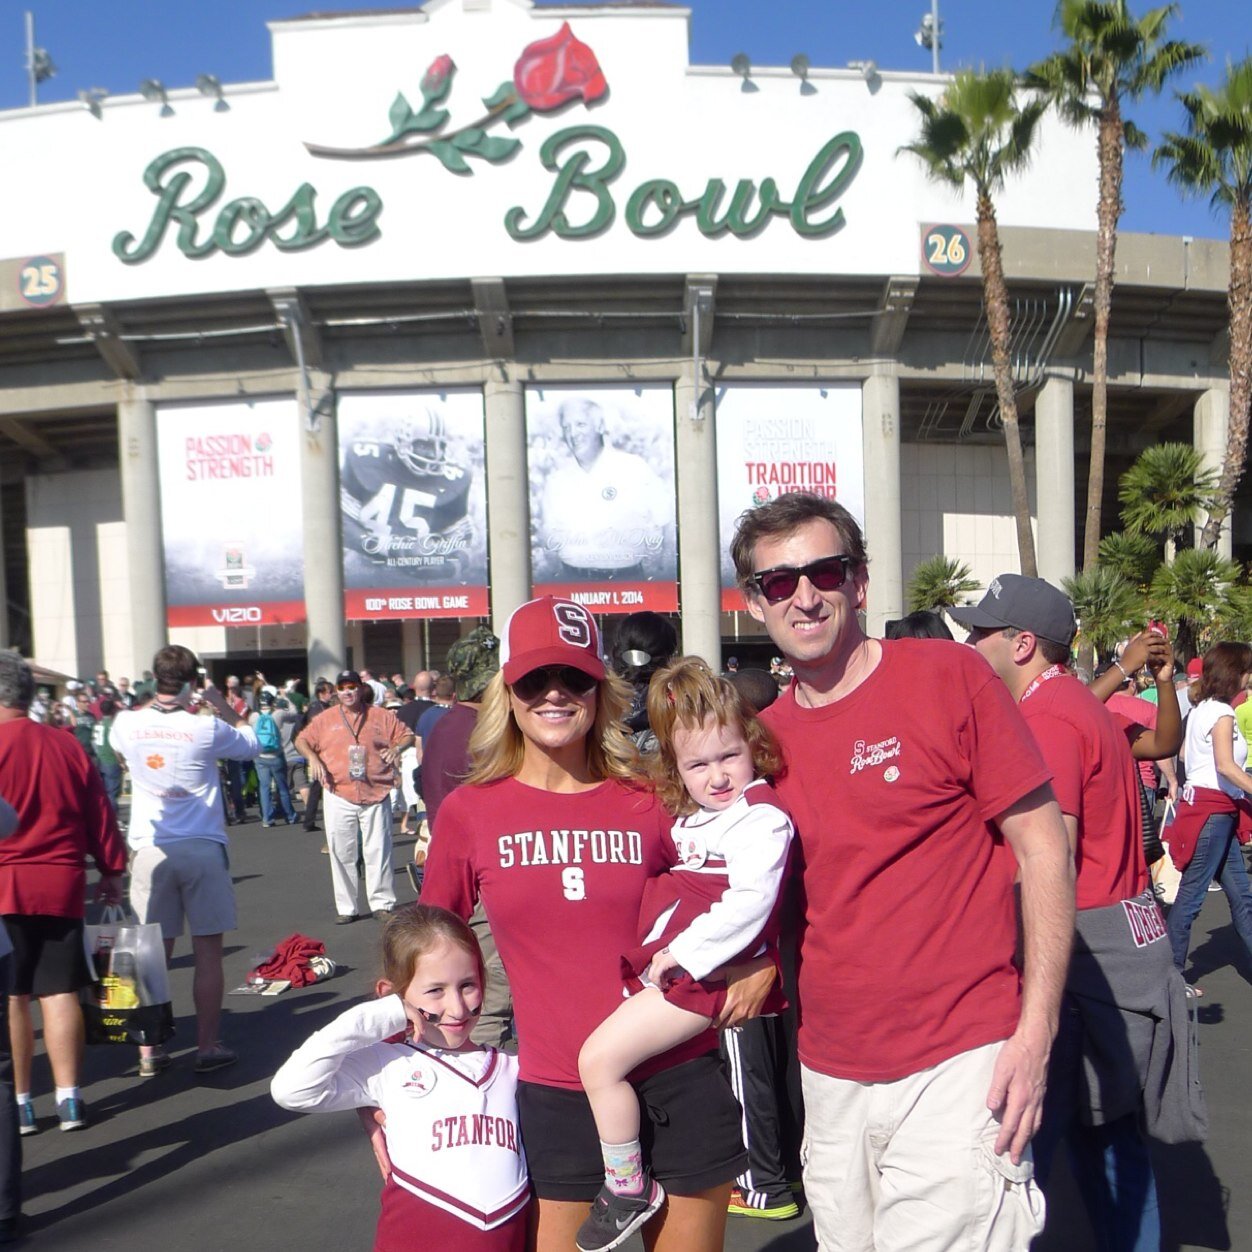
[{"x1": 0, "y1": 489, "x2": 1245, "y2": 1249}]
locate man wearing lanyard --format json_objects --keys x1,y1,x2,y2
[
  {"x1": 955, "y1": 575, "x2": 1201, "y2": 1252},
  {"x1": 296, "y1": 670, "x2": 414, "y2": 924}
]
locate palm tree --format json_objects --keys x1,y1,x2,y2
[
  {"x1": 1156, "y1": 57, "x2": 1252, "y2": 551},
  {"x1": 1117, "y1": 441, "x2": 1218, "y2": 561},
  {"x1": 1098, "y1": 529, "x2": 1160, "y2": 586},
  {"x1": 906, "y1": 555, "x2": 981, "y2": 614},
  {"x1": 902, "y1": 69, "x2": 1046, "y2": 577},
  {"x1": 1063, "y1": 566, "x2": 1143, "y2": 660},
  {"x1": 1149, "y1": 546, "x2": 1243, "y2": 658},
  {"x1": 1029, "y1": 2, "x2": 1204, "y2": 576}
]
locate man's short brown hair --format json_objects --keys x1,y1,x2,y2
[
  {"x1": 730, "y1": 492, "x2": 868, "y2": 590},
  {"x1": 153, "y1": 645, "x2": 198, "y2": 695}
]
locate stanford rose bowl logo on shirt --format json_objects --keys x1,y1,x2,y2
[
  {"x1": 306, "y1": 22, "x2": 607, "y2": 170},
  {"x1": 402, "y1": 1060, "x2": 437, "y2": 1097}
]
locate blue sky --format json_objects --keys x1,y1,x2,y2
[{"x1": 7, "y1": 0, "x2": 1249, "y2": 239}]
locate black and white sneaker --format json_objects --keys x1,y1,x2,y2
[{"x1": 575, "y1": 1179, "x2": 666, "y2": 1252}]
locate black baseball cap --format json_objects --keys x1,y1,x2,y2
[
  {"x1": 948, "y1": 574, "x2": 1077, "y2": 648},
  {"x1": 335, "y1": 669, "x2": 362, "y2": 687}
]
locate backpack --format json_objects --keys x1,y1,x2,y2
[{"x1": 255, "y1": 712, "x2": 281, "y2": 753}]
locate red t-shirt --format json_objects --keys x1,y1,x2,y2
[
  {"x1": 1105, "y1": 693, "x2": 1158, "y2": 790},
  {"x1": 0, "y1": 717, "x2": 127, "y2": 916},
  {"x1": 762, "y1": 639, "x2": 1051, "y2": 1083},
  {"x1": 420, "y1": 776, "x2": 715, "y2": 1090},
  {"x1": 1021, "y1": 673, "x2": 1147, "y2": 910}
]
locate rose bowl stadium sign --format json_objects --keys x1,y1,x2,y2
[{"x1": 112, "y1": 22, "x2": 863, "y2": 265}]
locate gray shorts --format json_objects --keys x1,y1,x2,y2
[{"x1": 130, "y1": 839, "x2": 237, "y2": 940}]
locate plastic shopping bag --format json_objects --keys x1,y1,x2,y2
[
  {"x1": 1152, "y1": 799, "x2": 1183, "y2": 907},
  {"x1": 81, "y1": 907, "x2": 175, "y2": 1046}
]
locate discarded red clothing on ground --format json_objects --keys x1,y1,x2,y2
[{"x1": 251, "y1": 934, "x2": 328, "y2": 988}]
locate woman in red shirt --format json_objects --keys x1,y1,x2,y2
[{"x1": 418, "y1": 597, "x2": 768, "y2": 1252}]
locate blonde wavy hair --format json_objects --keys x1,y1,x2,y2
[
  {"x1": 463, "y1": 669, "x2": 643, "y2": 786},
  {"x1": 646, "y1": 656, "x2": 783, "y2": 817}
]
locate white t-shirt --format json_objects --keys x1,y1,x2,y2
[
  {"x1": 1184, "y1": 698, "x2": 1247, "y2": 797},
  {"x1": 111, "y1": 705, "x2": 258, "y2": 848}
]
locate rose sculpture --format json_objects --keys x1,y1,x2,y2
[
  {"x1": 513, "y1": 23, "x2": 607, "y2": 111},
  {"x1": 305, "y1": 22, "x2": 609, "y2": 171}
]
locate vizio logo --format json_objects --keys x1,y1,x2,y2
[{"x1": 211, "y1": 607, "x2": 263, "y2": 624}]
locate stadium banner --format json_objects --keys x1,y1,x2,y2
[
  {"x1": 716, "y1": 384, "x2": 865, "y2": 612},
  {"x1": 526, "y1": 384, "x2": 678, "y2": 614},
  {"x1": 157, "y1": 398, "x2": 306, "y2": 627},
  {"x1": 339, "y1": 390, "x2": 489, "y2": 619}
]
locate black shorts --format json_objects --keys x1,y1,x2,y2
[
  {"x1": 3, "y1": 914, "x2": 92, "y2": 997},
  {"x1": 518, "y1": 1052, "x2": 747, "y2": 1201}
]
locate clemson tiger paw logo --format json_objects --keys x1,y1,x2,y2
[{"x1": 146, "y1": 754, "x2": 165, "y2": 769}]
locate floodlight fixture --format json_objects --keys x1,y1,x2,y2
[
  {"x1": 914, "y1": 2, "x2": 942, "y2": 74},
  {"x1": 790, "y1": 53, "x2": 817, "y2": 96},
  {"x1": 847, "y1": 59, "x2": 882, "y2": 91},
  {"x1": 196, "y1": 73, "x2": 229, "y2": 112},
  {"x1": 140, "y1": 78, "x2": 173, "y2": 117},
  {"x1": 78, "y1": 87, "x2": 107, "y2": 119},
  {"x1": 730, "y1": 52, "x2": 758, "y2": 93}
]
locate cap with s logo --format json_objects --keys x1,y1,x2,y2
[{"x1": 500, "y1": 596, "x2": 607, "y2": 684}]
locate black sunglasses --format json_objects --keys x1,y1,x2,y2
[
  {"x1": 512, "y1": 665, "x2": 599, "y2": 701},
  {"x1": 751, "y1": 555, "x2": 855, "y2": 604},
  {"x1": 336, "y1": 682, "x2": 359, "y2": 692}
]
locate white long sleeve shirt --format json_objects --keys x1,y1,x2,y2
[{"x1": 271, "y1": 997, "x2": 528, "y2": 1231}]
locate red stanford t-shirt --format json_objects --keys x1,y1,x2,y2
[
  {"x1": 421, "y1": 776, "x2": 715, "y2": 1090},
  {"x1": 1020, "y1": 672, "x2": 1147, "y2": 910},
  {"x1": 762, "y1": 639, "x2": 1050, "y2": 1083}
]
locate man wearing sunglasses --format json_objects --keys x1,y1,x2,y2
[
  {"x1": 296, "y1": 670, "x2": 415, "y2": 924},
  {"x1": 731, "y1": 492, "x2": 1074, "y2": 1251}
]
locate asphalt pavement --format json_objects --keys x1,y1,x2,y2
[{"x1": 19, "y1": 811, "x2": 1252, "y2": 1251}]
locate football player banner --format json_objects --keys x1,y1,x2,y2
[
  {"x1": 157, "y1": 398, "x2": 306, "y2": 627},
  {"x1": 527, "y1": 385, "x2": 678, "y2": 614},
  {"x1": 338, "y1": 390, "x2": 488, "y2": 619},
  {"x1": 716, "y1": 385, "x2": 865, "y2": 611}
]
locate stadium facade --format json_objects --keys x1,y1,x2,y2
[{"x1": 0, "y1": 0, "x2": 1235, "y2": 681}]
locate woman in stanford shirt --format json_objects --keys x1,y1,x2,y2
[{"x1": 419, "y1": 596, "x2": 762, "y2": 1252}]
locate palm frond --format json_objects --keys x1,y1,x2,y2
[
  {"x1": 906, "y1": 555, "x2": 981, "y2": 614},
  {"x1": 1063, "y1": 566, "x2": 1143, "y2": 656},
  {"x1": 1118, "y1": 442, "x2": 1217, "y2": 540},
  {"x1": 1098, "y1": 530, "x2": 1161, "y2": 585}
]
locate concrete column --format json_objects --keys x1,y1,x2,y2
[
  {"x1": 484, "y1": 377, "x2": 531, "y2": 634},
  {"x1": 1195, "y1": 388, "x2": 1232, "y2": 557},
  {"x1": 862, "y1": 373, "x2": 903, "y2": 635},
  {"x1": 675, "y1": 366, "x2": 720, "y2": 666},
  {"x1": 118, "y1": 393, "x2": 167, "y2": 671},
  {"x1": 1035, "y1": 376, "x2": 1076, "y2": 586},
  {"x1": 301, "y1": 396, "x2": 346, "y2": 682}
]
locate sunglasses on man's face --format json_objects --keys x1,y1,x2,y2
[
  {"x1": 511, "y1": 665, "x2": 599, "y2": 702},
  {"x1": 750, "y1": 555, "x2": 855, "y2": 605},
  {"x1": 337, "y1": 682, "x2": 359, "y2": 693}
]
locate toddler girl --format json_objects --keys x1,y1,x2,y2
[{"x1": 575, "y1": 657, "x2": 793, "y2": 1252}]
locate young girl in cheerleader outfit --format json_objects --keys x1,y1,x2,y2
[{"x1": 272, "y1": 904, "x2": 530, "y2": 1251}]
